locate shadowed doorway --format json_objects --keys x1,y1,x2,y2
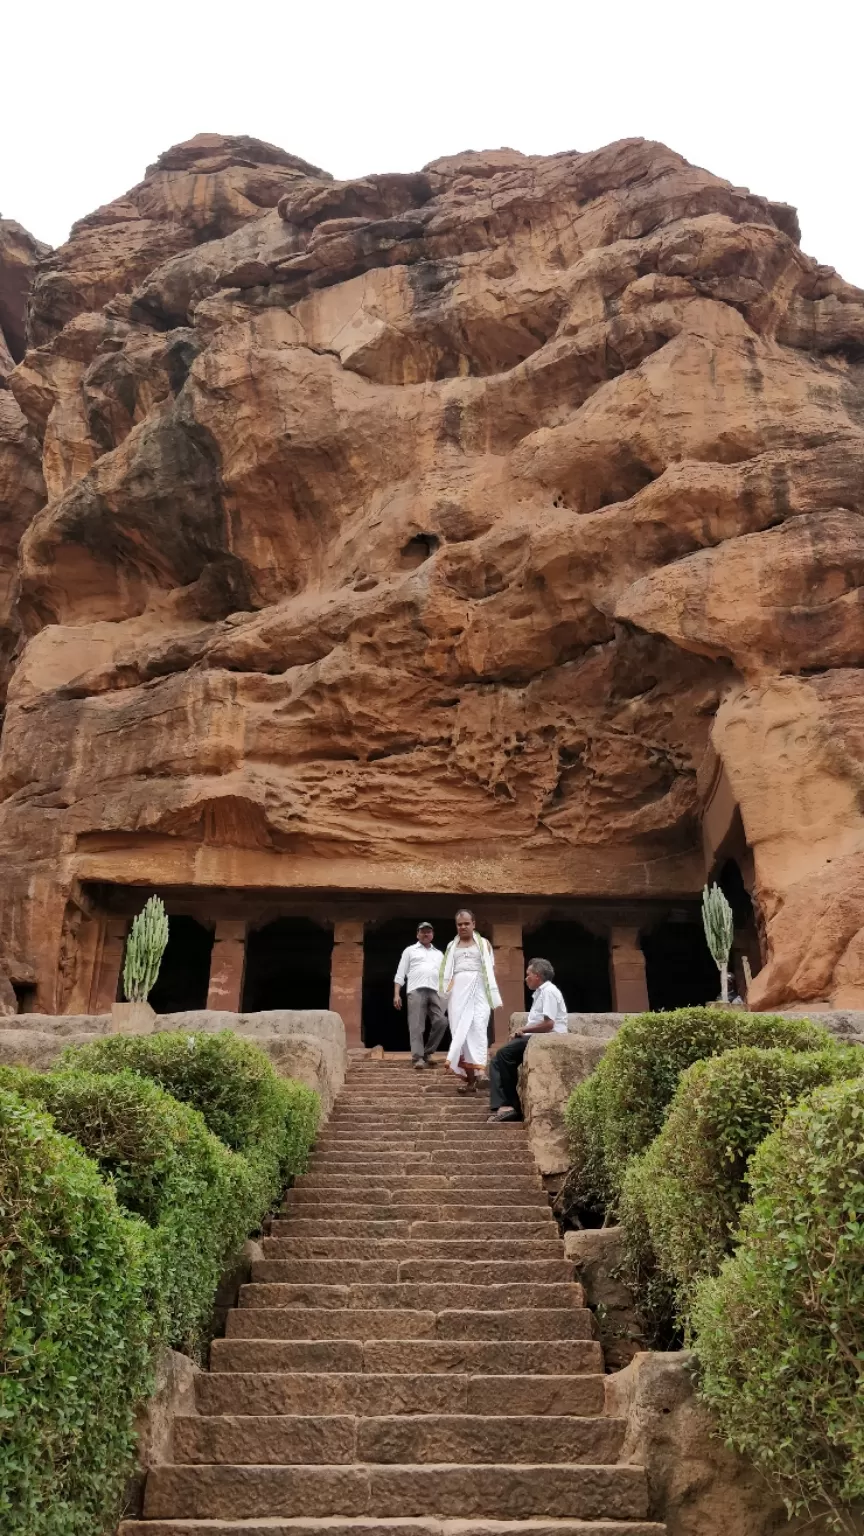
[
  {"x1": 242, "y1": 918, "x2": 333, "y2": 1012},
  {"x1": 521, "y1": 920, "x2": 613, "y2": 1011},
  {"x1": 642, "y1": 917, "x2": 718, "y2": 1010},
  {"x1": 148, "y1": 916, "x2": 214, "y2": 1014},
  {"x1": 363, "y1": 917, "x2": 453, "y2": 1051}
]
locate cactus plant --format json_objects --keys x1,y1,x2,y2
[
  {"x1": 122, "y1": 895, "x2": 169, "y2": 1002},
  {"x1": 702, "y1": 883, "x2": 735, "y2": 1004}
]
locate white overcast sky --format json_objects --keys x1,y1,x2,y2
[{"x1": 4, "y1": 0, "x2": 863, "y2": 286}]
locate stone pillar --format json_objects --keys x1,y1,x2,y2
[
  {"x1": 206, "y1": 920, "x2": 247, "y2": 1012},
  {"x1": 609, "y1": 926, "x2": 649, "y2": 1013},
  {"x1": 92, "y1": 917, "x2": 128, "y2": 1013},
  {"x1": 330, "y1": 920, "x2": 364, "y2": 1049},
  {"x1": 491, "y1": 921, "x2": 524, "y2": 1040}
]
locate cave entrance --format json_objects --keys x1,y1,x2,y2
[
  {"x1": 362, "y1": 917, "x2": 452, "y2": 1052},
  {"x1": 242, "y1": 917, "x2": 333, "y2": 1012},
  {"x1": 148, "y1": 915, "x2": 214, "y2": 1014},
  {"x1": 642, "y1": 917, "x2": 719, "y2": 1010},
  {"x1": 521, "y1": 920, "x2": 613, "y2": 1011}
]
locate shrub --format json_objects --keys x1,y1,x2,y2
[
  {"x1": 61, "y1": 1030, "x2": 319, "y2": 1209},
  {"x1": 622, "y1": 1045, "x2": 864, "y2": 1312},
  {"x1": 564, "y1": 1008, "x2": 829, "y2": 1215},
  {"x1": 692, "y1": 1077, "x2": 864, "y2": 1523},
  {"x1": 0, "y1": 1086, "x2": 152, "y2": 1536},
  {"x1": 0, "y1": 1066, "x2": 253, "y2": 1354}
]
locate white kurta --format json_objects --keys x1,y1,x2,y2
[{"x1": 446, "y1": 944, "x2": 490, "y2": 1074}]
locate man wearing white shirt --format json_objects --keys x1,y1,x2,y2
[
  {"x1": 393, "y1": 922, "x2": 447, "y2": 1069},
  {"x1": 487, "y1": 957, "x2": 568, "y2": 1122}
]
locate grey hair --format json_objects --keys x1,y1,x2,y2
[
  {"x1": 527, "y1": 957, "x2": 554, "y2": 982},
  {"x1": 455, "y1": 908, "x2": 475, "y2": 921}
]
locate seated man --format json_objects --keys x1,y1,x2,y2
[{"x1": 487, "y1": 957, "x2": 568, "y2": 1122}]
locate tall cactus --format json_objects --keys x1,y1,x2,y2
[
  {"x1": 122, "y1": 896, "x2": 169, "y2": 1002},
  {"x1": 702, "y1": 883, "x2": 734, "y2": 1004}
]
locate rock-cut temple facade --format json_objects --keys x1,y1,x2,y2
[{"x1": 1, "y1": 133, "x2": 864, "y2": 1044}]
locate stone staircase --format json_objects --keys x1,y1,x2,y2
[{"x1": 121, "y1": 1056, "x2": 665, "y2": 1535}]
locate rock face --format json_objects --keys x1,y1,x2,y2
[
  {"x1": 519, "y1": 1032, "x2": 609, "y2": 1176},
  {"x1": 566, "y1": 1226, "x2": 646, "y2": 1370},
  {"x1": 605, "y1": 1351, "x2": 856, "y2": 1535},
  {"x1": 0, "y1": 219, "x2": 48, "y2": 710},
  {"x1": 2, "y1": 132, "x2": 864, "y2": 1009}
]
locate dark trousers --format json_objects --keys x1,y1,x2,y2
[
  {"x1": 407, "y1": 988, "x2": 448, "y2": 1061},
  {"x1": 489, "y1": 1034, "x2": 530, "y2": 1115}
]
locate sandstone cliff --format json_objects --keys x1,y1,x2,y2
[{"x1": 2, "y1": 131, "x2": 864, "y2": 1010}]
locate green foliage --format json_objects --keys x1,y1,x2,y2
[
  {"x1": 0, "y1": 1066, "x2": 253, "y2": 1354},
  {"x1": 692, "y1": 1077, "x2": 864, "y2": 1523},
  {"x1": 0, "y1": 1087, "x2": 153, "y2": 1536},
  {"x1": 122, "y1": 895, "x2": 169, "y2": 1002},
  {"x1": 61, "y1": 1030, "x2": 320, "y2": 1210},
  {"x1": 622, "y1": 1045, "x2": 864, "y2": 1313},
  {"x1": 564, "y1": 1007, "x2": 828, "y2": 1216},
  {"x1": 0, "y1": 1038, "x2": 320, "y2": 1532}
]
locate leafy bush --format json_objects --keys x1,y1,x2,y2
[
  {"x1": 0, "y1": 1066, "x2": 253, "y2": 1354},
  {"x1": 564, "y1": 1008, "x2": 829, "y2": 1215},
  {"x1": 692, "y1": 1077, "x2": 864, "y2": 1522},
  {"x1": 0, "y1": 1087, "x2": 152, "y2": 1536},
  {"x1": 622, "y1": 1045, "x2": 864, "y2": 1312},
  {"x1": 61, "y1": 1030, "x2": 319, "y2": 1208}
]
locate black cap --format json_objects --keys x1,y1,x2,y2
[{"x1": 417, "y1": 921, "x2": 434, "y2": 930}]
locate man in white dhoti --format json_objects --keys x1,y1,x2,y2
[{"x1": 439, "y1": 909, "x2": 502, "y2": 1093}]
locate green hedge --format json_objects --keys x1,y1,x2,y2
[
  {"x1": 692, "y1": 1077, "x2": 864, "y2": 1519},
  {"x1": 0, "y1": 1087, "x2": 153, "y2": 1536},
  {"x1": 564, "y1": 1008, "x2": 829, "y2": 1216},
  {"x1": 2, "y1": 1032, "x2": 321, "y2": 1534},
  {"x1": 622, "y1": 1045, "x2": 864, "y2": 1312},
  {"x1": 61, "y1": 1030, "x2": 319, "y2": 1207},
  {"x1": 0, "y1": 1066, "x2": 255, "y2": 1355}
]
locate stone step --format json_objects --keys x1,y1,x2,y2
[
  {"x1": 142, "y1": 1463, "x2": 650, "y2": 1521},
  {"x1": 251, "y1": 1260, "x2": 574, "y2": 1285},
  {"x1": 311, "y1": 1144, "x2": 525, "y2": 1155},
  {"x1": 284, "y1": 1191, "x2": 546, "y2": 1210},
  {"x1": 328, "y1": 1120, "x2": 496, "y2": 1129},
  {"x1": 268, "y1": 1222, "x2": 557, "y2": 1242},
  {"x1": 123, "y1": 1520, "x2": 667, "y2": 1536},
  {"x1": 338, "y1": 1090, "x2": 482, "y2": 1099},
  {"x1": 239, "y1": 1284, "x2": 584, "y2": 1312},
  {"x1": 278, "y1": 1205, "x2": 552, "y2": 1225},
  {"x1": 261, "y1": 1239, "x2": 563, "y2": 1260},
  {"x1": 172, "y1": 1414, "x2": 625, "y2": 1467},
  {"x1": 295, "y1": 1176, "x2": 542, "y2": 1191},
  {"x1": 195, "y1": 1371, "x2": 606, "y2": 1418},
  {"x1": 209, "y1": 1339, "x2": 605, "y2": 1375},
  {"x1": 315, "y1": 1134, "x2": 528, "y2": 1146},
  {"x1": 225, "y1": 1309, "x2": 594, "y2": 1341},
  {"x1": 308, "y1": 1155, "x2": 537, "y2": 1170}
]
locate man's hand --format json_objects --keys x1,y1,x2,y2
[{"x1": 393, "y1": 989, "x2": 402, "y2": 1010}]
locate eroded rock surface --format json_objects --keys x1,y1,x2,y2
[
  {"x1": 0, "y1": 219, "x2": 49, "y2": 703},
  {"x1": 606, "y1": 1351, "x2": 857, "y2": 1535},
  {"x1": 2, "y1": 134, "x2": 864, "y2": 1006},
  {"x1": 519, "y1": 1032, "x2": 608, "y2": 1176}
]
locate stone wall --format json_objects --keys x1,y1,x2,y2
[{"x1": 0, "y1": 1007, "x2": 347, "y2": 1111}]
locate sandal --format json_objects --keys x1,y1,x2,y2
[
  {"x1": 489, "y1": 1107, "x2": 520, "y2": 1121},
  {"x1": 457, "y1": 1080, "x2": 478, "y2": 1095}
]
